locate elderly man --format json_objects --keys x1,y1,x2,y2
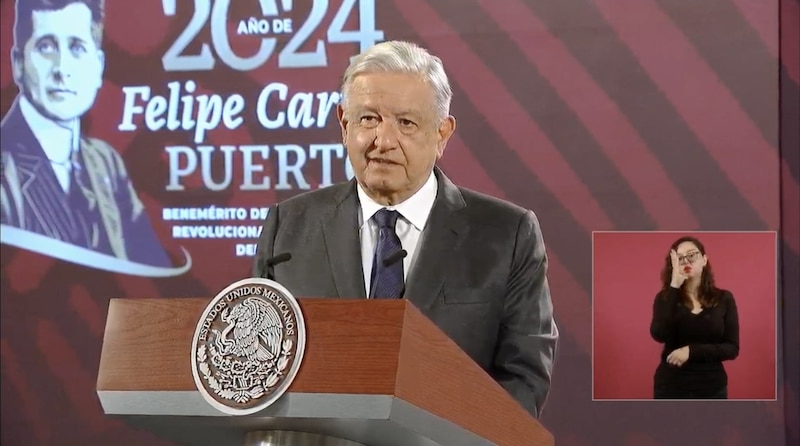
[
  {"x1": 0, "y1": 0, "x2": 169, "y2": 268},
  {"x1": 253, "y1": 40, "x2": 558, "y2": 418}
]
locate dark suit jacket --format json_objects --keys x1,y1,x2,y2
[
  {"x1": 252, "y1": 167, "x2": 559, "y2": 418},
  {"x1": 0, "y1": 100, "x2": 170, "y2": 267}
]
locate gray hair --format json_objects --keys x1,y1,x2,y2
[{"x1": 340, "y1": 40, "x2": 453, "y2": 120}]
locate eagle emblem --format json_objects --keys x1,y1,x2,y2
[
  {"x1": 190, "y1": 278, "x2": 306, "y2": 415},
  {"x1": 212, "y1": 297, "x2": 283, "y2": 363}
]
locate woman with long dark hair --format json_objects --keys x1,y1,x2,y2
[{"x1": 650, "y1": 236, "x2": 740, "y2": 399}]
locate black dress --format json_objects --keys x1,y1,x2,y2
[{"x1": 649, "y1": 287, "x2": 740, "y2": 399}]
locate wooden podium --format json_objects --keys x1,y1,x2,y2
[{"x1": 96, "y1": 297, "x2": 554, "y2": 446}]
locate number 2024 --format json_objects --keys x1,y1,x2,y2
[{"x1": 161, "y1": 0, "x2": 385, "y2": 71}]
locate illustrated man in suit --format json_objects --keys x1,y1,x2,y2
[
  {"x1": 0, "y1": 0, "x2": 170, "y2": 267},
  {"x1": 253, "y1": 41, "x2": 559, "y2": 417}
]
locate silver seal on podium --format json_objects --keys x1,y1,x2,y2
[{"x1": 190, "y1": 278, "x2": 306, "y2": 415}]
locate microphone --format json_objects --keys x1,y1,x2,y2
[
  {"x1": 382, "y1": 249, "x2": 407, "y2": 267},
  {"x1": 369, "y1": 249, "x2": 408, "y2": 299},
  {"x1": 261, "y1": 252, "x2": 292, "y2": 280}
]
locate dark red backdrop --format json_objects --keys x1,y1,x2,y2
[
  {"x1": 1, "y1": 0, "x2": 798, "y2": 445},
  {"x1": 593, "y1": 231, "x2": 777, "y2": 400}
]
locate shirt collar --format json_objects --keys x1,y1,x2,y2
[
  {"x1": 19, "y1": 95, "x2": 79, "y2": 163},
  {"x1": 357, "y1": 170, "x2": 438, "y2": 231}
]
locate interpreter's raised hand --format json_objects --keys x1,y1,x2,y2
[{"x1": 670, "y1": 249, "x2": 688, "y2": 289}]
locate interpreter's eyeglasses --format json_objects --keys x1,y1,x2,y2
[{"x1": 677, "y1": 251, "x2": 701, "y2": 264}]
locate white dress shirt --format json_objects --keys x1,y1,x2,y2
[
  {"x1": 357, "y1": 171, "x2": 438, "y2": 297},
  {"x1": 19, "y1": 96, "x2": 80, "y2": 193}
]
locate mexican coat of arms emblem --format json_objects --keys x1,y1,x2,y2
[{"x1": 190, "y1": 278, "x2": 306, "y2": 415}]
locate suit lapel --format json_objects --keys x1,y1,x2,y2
[
  {"x1": 5, "y1": 143, "x2": 83, "y2": 243},
  {"x1": 3, "y1": 110, "x2": 73, "y2": 234},
  {"x1": 1, "y1": 103, "x2": 52, "y2": 206},
  {"x1": 405, "y1": 168, "x2": 467, "y2": 309},
  {"x1": 321, "y1": 182, "x2": 367, "y2": 299},
  {"x1": 11, "y1": 151, "x2": 44, "y2": 197},
  {"x1": 79, "y1": 139, "x2": 127, "y2": 260}
]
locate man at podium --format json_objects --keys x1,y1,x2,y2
[{"x1": 252, "y1": 40, "x2": 559, "y2": 419}]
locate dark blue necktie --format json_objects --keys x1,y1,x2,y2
[{"x1": 370, "y1": 209, "x2": 404, "y2": 299}]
